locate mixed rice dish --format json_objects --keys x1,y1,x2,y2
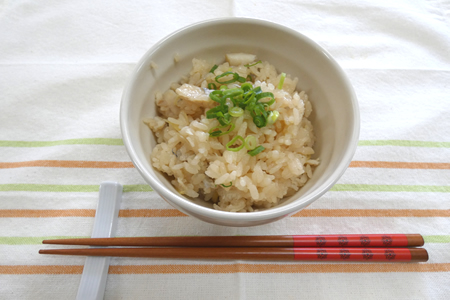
[{"x1": 144, "y1": 53, "x2": 319, "y2": 212}]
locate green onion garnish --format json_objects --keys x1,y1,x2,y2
[
  {"x1": 221, "y1": 182, "x2": 232, "y2": 188},
  {"x1": 215, "y1": 72, "x2": 248, "y2": 85},
  {"x1": 244, "y1": 60, "x2": 262, "y2": 68},
  {"x1": 215, "y1": 72, "x2": 239, "y2": 84},
  {"x1": 237, "y1": 76, "x2": 246, "y2": 83},
  {"x1": 252, "y1": 115, "x2": 266, "y2": 128},
  {"x1": 208, "y1": 83, "x2": 217, "y2": 90},
  {"x1": 226, "y1": 135, "x2": 245, "y2": 152},
  {"x1": 206, "y1": 104, "x2": 228, "y2": 119},
  {"x1": 244, "y1": 135, "x2": 257, "y2": 150},
  {"x1": 209, "y1": 123, "x2": 235, "y2": 137},
  {"x1": 223, "y1": 88, "x2": 244, "y2": 99},
  {"x1": 229, "y1": 107, "x2": 244, "y2": 117},
  {"x1": 209, "y1": 64, "x2": 218, "y2": 73},
  {"x1": 246, "y1": 75, "x2": 253, "y2": 82},
  {"x1": 241, "y1": 83, "x2": 253, "y2": 92},
  {"x1": 256, "y1": 92, "x2": 275, "y2": 106},
  {"x1": 243, "y1": 91, "x2": 256, "y2": 106},
  {"x1": 277, "y1": 72, "x2": 286, "y2": 89},
  {"x1": 209, "y1": 90, "x2": 225, "y2": 104},
  {"x1": 217, "y1": 112, "x2": 231, "y2": 126},
  {"x1": 253, "y1": 86, "x2": 262, "y2": 94},
  {"x1": 248, "y1": 145, "x2": 265, "y2": 156},
  {"x1": 267, "y1": 110, "x2": 279, "y2": 125},
  {"x1": 205, "y1": 72, "x2": 282, "y2": 155}
]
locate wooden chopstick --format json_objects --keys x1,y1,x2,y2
[
  {"x1": 42, "y1": 234, "x2": 424, "y2": 248},
  {"x1": 38, "y1": 247, "x2": 428, "y2": 262}
]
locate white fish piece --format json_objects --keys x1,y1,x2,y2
[
  {"x1": 175, "y1": 84, "x2": 210, "y2": 102},
  {"x1": 225, "y1": 53, "x2": 257, "y2": 66}
]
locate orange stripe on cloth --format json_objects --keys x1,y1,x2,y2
[
  {"x1": 2, "y1": 209, "x2": 449, "y2": 218},
  {"x1": 0, "y1": 209, "x2": 96, "y2": 218},
  {"x1": 1, "y1": 263, "x2": 449, "y2": 275},
  {"x1": 0, "y1": 160, "x2": 134, "y2": 169},
  {"x1": 290, "y1": 209, "x2": 450, "y2": 218},
  {"x1": 118, "y1": 209, "x2": 186, "y2": 217},
  {"x1": 350, "y1": 161, "x2": 450, "y2": 169},
  {"x1": 0, "y1": 265, "x2": 84, "y2": 275}
]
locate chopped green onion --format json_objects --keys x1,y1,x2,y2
[
  {"x1": 209, "y1": 90, "x2": 224, "y2": 104},
  {"x1": 209, "y1": 64, "x2": 218, "y2": 73},
  {"x1": 206, "y1": 105, "x2": 228, "y2": 119},
  {"x1": 223, "y1": 88, "x2": 244, "y2": 99},
  {"x1": 209, "y1": 130, "x2": 222, "y2": 137},
  {"x1": 256, "y1": 92, "x2": 275, "y2": 102},
  {"x1": 237, "y1": 76, "x2": 246, "y2": 83},
  {"x1": 267, "y1": 110, "x2": 280, "y2": 125},
  {"x1": 215, "y1": 72, "x2": 239, "y2": 84},
  {"x1": 253, "y1": 115, "x2": 267, "y2": 128},
  {"x1": 244, "y1": 135, "x2": 257, "y2": 150},
  {"x1": 248, "y1": 145, "x2": 265, "y2": 156},
  {"x1": 209, "y1": 123, "x2": 235, "y2": 137},
  {"x1": 226, "y1": 135, "x2": 245, "y2": 152},
  {"x1": 208, "y1": 82, "x2": 217, "y2": 90},
  {"x1": 229, "y1": 106, "x2": 244, "y2": 117},
  {"x1": 221, "y1": 182, "x2": 232, "y2": 188},
  {"x1": 252, "y1": 102, "x2": 266, "y2": 116},
  {"x1": 243, "y1": 91, "x2": 256, "y2": 106},
  {"x1": 229, "y1": 97, "x2": 238, "y2": 107},
  {"x1": 246, "y1": 75, "x2": 253, "y2": 82},
  {"x1": 277, "y1": 72, "x2": 286, "y2": 89},
  {"x1": 217, "y1": 113, "x2": 232, "y2": 126},
  {"x1": 210, "y1": 94, "x2": 223, "y2": 103},
  {"x1": 244, "y1": 60, "x2": 262, "y2": 68},
  {"x1": 215, "y1": 72, "x2": 247, "y2": 85},
  {"x1": 205, "y1": 71, "x2": 285, "y2": 153},
  {"x1": 253, "y1": 86, "x2": 262, "y2": 94},
  {"x1": 241, "y1": 83, "x2": 253, "y2": 92},
  {"x1": 265, "y1": 98, "x2": 276, "y2": 106}
]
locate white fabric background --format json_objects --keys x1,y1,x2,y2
[{"x1": 1, "y1": 1, "x2": 449, "y2": 299}]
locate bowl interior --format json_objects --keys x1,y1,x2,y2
[{"x1": 122, "y1": 18, "x2": 359, "y2": 220}]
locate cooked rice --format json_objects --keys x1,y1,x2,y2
[
  {"x1": 144, "y1": 54, "x2": 318, "y2": 212},
  {"x1": 174, "y1": 52, "x2": 180, "y2": 63}
]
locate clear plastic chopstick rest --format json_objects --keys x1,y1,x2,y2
[{"x1": 76, "y1": 182, "x2": 122, "y2": 300}]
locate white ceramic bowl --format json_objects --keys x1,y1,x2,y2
[{"x1": 120, "y1": 18, "x2": 360, "y2": 227}]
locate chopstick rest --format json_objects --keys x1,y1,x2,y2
[{"x1": 75, "y1": 182, "x2": 122, "y2": 300}]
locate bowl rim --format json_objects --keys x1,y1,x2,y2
[{"x1": 120, "y1": 17, "x2": 360, "y2": 222}]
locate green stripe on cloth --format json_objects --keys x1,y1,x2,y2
[
  {"x1": 1, "y1": 139, "x2": 448, "y2": 148},
  {"x1": 1, "y1": 235, "x2": 448, "y2": 245},
  {"x1": 331, "y1": 184, "x2": 450, "y2": 192},
  {"x1": 0, "y1": 184, "x2": 153, "y2": 192},
  {"x1": 423, "y1": 235, "x2": 450, "y2": 244},
  {"x1": 0, "y1": 138, "x2": 123, "y2": 147},
  {"x1": 358, "y1": 140, "x2": 450, "y2": 148},
  {"x1": 0, "y1": 236, "x2": 88, "y2": 245}
]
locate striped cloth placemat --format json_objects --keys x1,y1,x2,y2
[{"x1": 1, "y1": 0, "x2": 449, "y2": 299}]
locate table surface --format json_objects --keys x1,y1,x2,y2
[{"x1": 1, "y1": 1, "x2": 449, "y2": 299}]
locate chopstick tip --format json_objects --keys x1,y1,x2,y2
[{"x1": 42, "y1": 239, "x2": 58, "y2": 244}]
